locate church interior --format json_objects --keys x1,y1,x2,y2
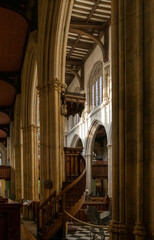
[{"x1": 0, "y1": 0, "x2": 153, "y2": 240}]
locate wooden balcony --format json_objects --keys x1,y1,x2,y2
[
  {"x1": 0, "y1": 165, "x2": 11, "y2": 180},
  {"x1": 61, "y1": 92, "x2": 85, "y2": 118}
]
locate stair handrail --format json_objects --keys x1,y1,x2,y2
[
  {"x1": 37, "y1": 191, "x2": 56, "y2": 232},
  {"x1": 38, "y1": 191, "x2": 56, "y2": 210},
  {"x1": 44, "y1": 154, "x2": 86, "y2": 213},
  {"x1": 37, "y1": 154, "x2": 86, "y2": 237}
]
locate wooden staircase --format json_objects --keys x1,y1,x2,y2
[{"x1": 37, "y1": 147, "x2": 86, "y2": 239}]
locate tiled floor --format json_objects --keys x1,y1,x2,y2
[
  {"x1": 21, "y1": 219, "x2": 110, "y2": 240},
  {"x1": 66, "y1": 224, "x2": 109, "y2": 240}
]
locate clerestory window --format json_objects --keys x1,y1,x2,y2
[{"x1": 89, "y1": 62, "x2": 103, "y2": 112}]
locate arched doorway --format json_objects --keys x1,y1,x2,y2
[
  {"x1": 85, "y1": 120, "x2": 111, "y2": 195},
  {"x1": 91, "y1": 125, "x2": 108, "y2": 197}
]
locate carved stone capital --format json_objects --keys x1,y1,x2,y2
[
  {"x1": 48, "y1": 78, "x2": 61, "y2": 92},
  {"x1": 37, "y1": 84, "x2": 45, "y2": 95},
  {"x1": 61, "y1": 104, "x2": 67, "y2": 116}
]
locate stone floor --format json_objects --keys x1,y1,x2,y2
[
  {"x1": 66, "y1": 224, "x2": 109, "y2": 240},
  {"x1": 21, "y1": 223, "x2": 37, "y2": 240},
  {"x1": 21, "y1": 219, "x2": 110, "y2": 240}
]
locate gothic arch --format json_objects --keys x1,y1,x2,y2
[
  {"x1": 71, "y1": 134, "x2": 83, "y2": 148},
  {"x1": 84, "y1": 120, "x2": 108, "y2": 193},
  {"x1": 87, "y1": 61, "x2": 103, "y2": 113},
  {"x1": 20, "y1": 32, "x2": 39, "y2": 202},
  {"x1": 89, "y1": 61, "x2": 103, "y2": 85},
  {"x1": 84, "y1": 119, "x2": 107, "y2": 156},
  {"x1": 21, "y1": 31, "x2": 38, "y2": 128}
]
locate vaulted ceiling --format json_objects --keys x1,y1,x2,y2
[{"x1": 66, "y1": 0, "x2": 111, "y2": 88}]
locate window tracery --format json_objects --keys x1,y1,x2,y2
[{"x1": 89, "y1": 61, "x2": 103, "y2": 112}]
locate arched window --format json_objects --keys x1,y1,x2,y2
[{"x1": 89, "y1": 62, "x2": 103, "y2": 112}]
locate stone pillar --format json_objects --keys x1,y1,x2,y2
[
  {"x1": 107, "y1": 144, "x2": 112, "y2": 197},
  {"x1": 22, "y1": 125, "x2": 38, "y2": 202},
  {"x1": 133, "y1": 1, "x2": 146, "y2": 239},
  {"x1": 110, "y1": 0, "x2": 154, "y2": 239},
  {"x1": 14, "y1": 94, "x2": 23, "y2": 202},
  {"x1": 37, "y1": 0, "x2": 75, "y2": 203},
  {"x1": 8, "y1": 122, "x2": 16, "y2": 200},
  {"x1": 84, "y1": 154, "x2": 92, "y2": 193},
  {"x1": 38, "y1": 80, "x2": 66, "y2": 203}
]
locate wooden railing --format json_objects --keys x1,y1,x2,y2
[
  {"x1": 75, "y1": 197, "x2": 109, "y2": 222},
  {"x1": 37, "y1": 149, "x2": 86, "y2": 239},
  {"x1": 0, "y1": 165, "x2": 11, "y2": 179}
]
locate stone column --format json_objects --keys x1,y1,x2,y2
[
  {"x1": 37, "y1": 0, "x2": 74, "y2": 203},
  {"x1": 110, "y1": 0, "x2": 154, "y2": 239},
  {"x1": 14, "y1": 143, "x2": 22, "y2": 202},
  {"x1": 38, "y1": 80, "x2": 66, "y2": 203},
  {"x1": 8, "y1": 122, "x2": 16, "y2": 200},
  {"x1": 107, "y1": 144, "x2": 112, "y2": 197},
  {"x1": 84, "y1": 154, "x2": 92, "y2": 193},
  {"x1": 14, "y1": 94, "x2": 23, "y2": 202},
  {"x1": 133, "y1": 0, "x2": 147, "y2": 239},
  {"x1": 22, "y1": 125, "x2": 38, "y2": 218},
  {"x1": 22, "y1": 125, "x2": 38, "y2": 202}
]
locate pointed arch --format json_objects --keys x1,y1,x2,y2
[
  {"x1": 84, "y1": 119, "x2": 107, "y2": 156},
  {"x1": 71, "y1": 134, "x2": 83, "y2": 148},
  {"x1": 87, "y1": 61, "x2": 103, "y2": 113}
]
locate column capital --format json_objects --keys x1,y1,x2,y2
[{"x1": 21, "y1": 124, "x2": 38, "y2": 132}]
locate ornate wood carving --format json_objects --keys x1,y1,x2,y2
[{"x1": 61, "y1": 92, "x2": 85, "y2": 118}]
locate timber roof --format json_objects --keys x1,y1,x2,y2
[{"x1": 66, "y1": 0, "x2": 111, "y2": 88}]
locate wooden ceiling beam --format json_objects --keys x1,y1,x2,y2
[
  {"x1": 70, "y1": 28, "x2": 104, "y2": 58},
  {"x1": 70, "y1": 21, "x2": 108, "y2": 29},
  {"x1": 74, "y1": 1, "x2": 94, "y2": 9},
  {"x1": 87, "y1": 0, "x2": 102, "y2": 21},
  {"x1": 96, "y1": 6, "x2": 111, "y2": 12},
  {"x1": 66, "y1": 67, "x2": 81, "y2": 88},
  {"x1": 97, "y1": 1, "x2": 111, "y2": 7},
  {"x1": 72, "y1": 11, "x2": 89, "y2": 17},
  {"x1": 66, "y1": 59, "x2": 83, "y2": 65},
  {"x1": 90, "y1": 15, "x2": 110, "y2": 21},
  {"x1": 67, "y1": 39, "x2": 93, "y2": 50}
]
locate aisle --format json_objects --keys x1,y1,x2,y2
[{"x1": 21, "y1": 224, "x2": 37, "y2": 240}]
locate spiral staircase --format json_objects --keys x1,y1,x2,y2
[{"x1": 37, "y1": 147, "x2": 86, "y2": 239}]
